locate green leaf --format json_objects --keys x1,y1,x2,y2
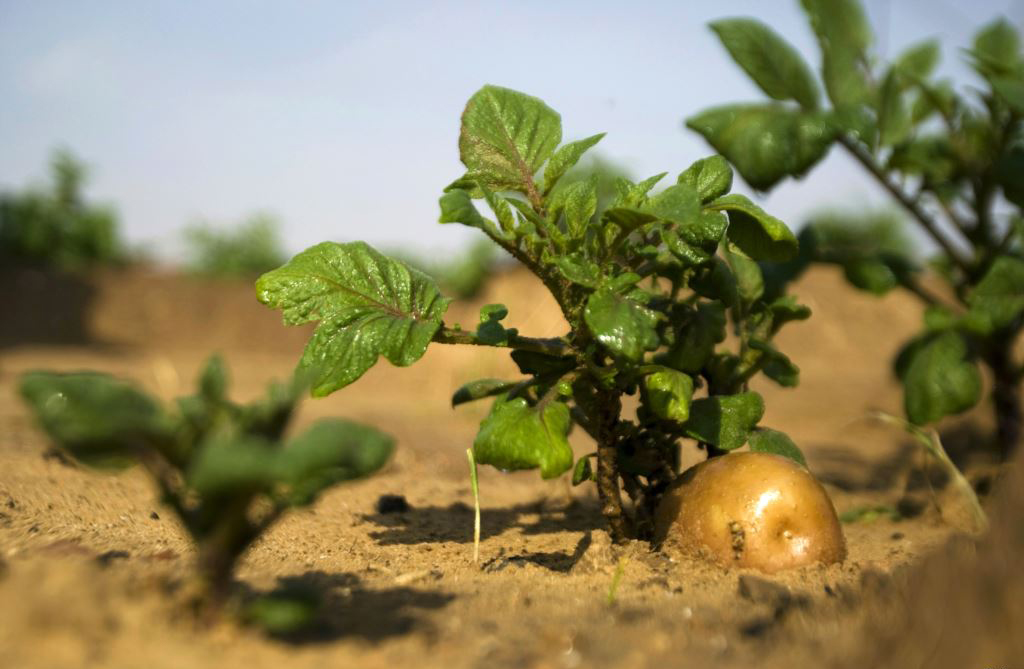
[
  {"x1": 480, "y1": 185, "x2": 517, "y2": 234},
  {"x1": 710, "y1": 18, "x2": 820, "y2": 109},
  {"x1": 242, "y1": 593, "x2": 319, "y2": 635},
  {"x1": 557, "y1": 177, "x2": 599, "y2": 238},
  {"x1": 188, "y1": 435, "x2": 280, "y2": 498},
  {"x1": 571, "y1": 456, "x2": 594, "y2": 486},
  {"x1": 476, "y1": 302, "x2": 515, "y2": 345},
  {"x1": 452, "y1": 379, "x2": 518, "y2": 407},
  {"x1": 476, "y1": 321, "x2": 511, "y2": 346},
  {"x1": 842, "y1": 257, "x2": 899, "y2": 295},
  {"x1": 996, "y1": 146, "x2": 1024, "y2": 205},
  {"x1": 480, "y1": 303, "x2": 509, "y2": 322},
  {"x1": 923, "y1": 305, "x2": 958, "y2": 332},
  {"x1": 19, "y1": 371, "x2": 172, "y2": 467},
  {"x1": 687, "y1": 105, "x2": 836, "y2": 190},
  {"x1": 645, "y1": 183, "x2": 702, "y2": 225},
  {"x1": 877, "y1": 69, "x2": 912, "y2": 147},
  {"x1": 768, "y1": 296, "x2": 812, "y2": 332},
  {"x1": 543, "y1": 133, "x2": 606, "y2": 195},
  {"x1": 748, "y1": 428, "x2": 807, "y2": 466},
  {"x1": 972, "y1": 18, "x2": 1021, "y2": 75},
  {"x1": 279, "y1": 419, "x2": 395, "y2": 505},
  {"x1": 443, "y1": 174, "x2": 484, "y2": 197},
  {"x1": 236, "y1": 376, "x2": 303, "y2": 442},
  {"x1": 691, "y1": 257, "x2": 739, "y2": 308},
  {"x1": 510, "y1": 350, "x2": 577, "y2": 377},
  {"x1": 604, "y1": 272, "x2": 643, "y2": 293},
  {"x1": 459, "y1": 85, "x2": 562, "y2": 195},
  {"x1": 723, "y1": 246, "x2": 764, "y2": 305},
  {"x1": 642, "y1": 367, "x2": 694, "y2": 423},
  {"x1": 661, "y1": 301, "x2": 727, "y2": 373},
  {"x1": 611, "y1": 173, "x2": 668, "y2": 208},
  {"x1": 198, "y1": 355, "x2": 228, "y2": 403},
  {"x1": 801, "y1": 0, "x2": 873, "y2": 108},
  {"x1": 677, "y1": 155, "x2": 734, "y2": 204},
  {"x1": 555, "y1": 252, "x2": 602, "y2": 288},
  {"x1": 749, "y1": 339, "x2": 800, "y2": 387},
  {"x1": 473, "y1": 395, "x2": 573, "y2": 479},
  {"x1": 896, "y1": 331, "x2": 981, "y2": 425},
  {"x1": 967, "y1": 256, "x2": 1024, "y2": 330},
  {"x1": 256, "y1": 241, "x2": 452, "y2": 396},
  {"x1": 708, "y1": 194, "x2": 798, "y2": 261},
  {"x1": 839, "y1": 505, "x2": 902, "y2": 524},
  {"x1": 584, "y1": 288, "x2": 661, "y2": 362},
  {"x1": 671, "y1": 211, "x2": 729, "y2": 265},
  {"x1": 681, "y1": 391, "x2": 764, "y2": 450},
  {"x1": 895, "y1": 40, "x2": 940, "y2": 80},
  {"x1": 439, "y1": 189, "x2": 502, "y2": 239},
  {"x1": 662, "y1": 229, "x2": 710, "y2": 266},
  {"x1": 992, "y1": 75, "x2": 1024, "y2": 115}
]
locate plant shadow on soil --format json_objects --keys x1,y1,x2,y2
[
  {"x1": 363, "y1": 498, "x2": 604, "y2": 547},
  {"x1": 810, "y1": 420, "x2": 993, "y2": 492},
  {"x1": 242, "y1": 570, "x2": 455, "y2": 644}
]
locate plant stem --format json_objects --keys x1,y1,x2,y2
[
  {"x1": 900, "y1": 275, "x2": 948, "y2": 308},
  {"x1": 837, "y1": 134, "x2": 973, "y2": 276},
  {"x1": 580, "y1": 383, "x2": 630, "y2": 544},
  {"x1": 987, "y1": 337, "x2": 1023, "y2": 461},
  {"x1": 433, "y1": 327, "x2": 571, "y2": 356},
  {"x1": 466, "y1": 449, "x2": 481, "y2": 564}
]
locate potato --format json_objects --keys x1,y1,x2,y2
[{"x1": 654, "y1": 452, "x2": 846, "y2": 573}]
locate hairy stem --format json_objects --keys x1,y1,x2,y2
[
  {"x1": 433, "y1": 327, "x2": 571, "y2": 356},
  {"x1": 576, "y1": 381, "x2": 630, "y2": 543},
  {"x1": 191, "y1": 502, "x2": 260, "y2": 611},
  {"x1": 987, "y1": 338, "x2": 1023, "y2": 461}
]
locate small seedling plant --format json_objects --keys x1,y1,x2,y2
[
  {"x1": 19, "y1": 356, "x2": 393, "y2": 608},
  {"x1": 689, "y1": 1, "x2": 1024, "y2": 459},
  {"x1": 257, "y1": 85, "x2": 810, "y2": 543}
]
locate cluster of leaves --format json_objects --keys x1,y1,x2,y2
[
  {"x1": 184, "y1": 213, "x2": 288, "y2": 278},
  {"x1": 395, "y1": 154, "x2": 631, "y2": 300},
  {"x1": 691, "y1": 2, "x2": 1024, "y2": 458},
  {"x1": 19, "y1": 357, "x2": 393, "y2": 607},
  {"x1": 257, "y1": 85, "x2": 810, "y2": 541},
  {"x1": 0, "y1": 150, "x2": 124, "y2": 269}
]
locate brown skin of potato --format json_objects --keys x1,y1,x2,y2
[{"x1": 654, "y1": 452, "x2": 846, "y2": 573}]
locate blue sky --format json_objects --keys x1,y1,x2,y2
[{"x1": 1, "y1": 0, "x2": 1020, "y2": 260}]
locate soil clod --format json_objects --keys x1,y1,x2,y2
[
  {"x1": 376, "y1": 494, "x2": 411, "y2": 514},
  {"x1": 97, "y1": 550, "x2": 131, "y2": 567}
]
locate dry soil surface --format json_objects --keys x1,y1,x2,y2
[{"x1": 0, "y1": 265, "x2": 1020, "y2": 669}]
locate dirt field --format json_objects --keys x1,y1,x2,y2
[{"x1": 0, "y1": 265, "x2": 1020, "y2": 668}]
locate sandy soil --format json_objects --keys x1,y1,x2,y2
[{"x1": 0, "y1": 265, "x2": 1019, "y2": 669}]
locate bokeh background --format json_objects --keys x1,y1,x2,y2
[{"x1": 2, "y1": 0, "x2": 1020, "y2": 262}]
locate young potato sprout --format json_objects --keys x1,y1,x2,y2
[
  {"x1": 691, "y1": 2, "x2": 1024, "y2": 461},
  {"x1": 19, "y1": 356, "x2": 394, "y2": 612},
  {"x1": 258, "y1": 84, "x2": 829, "y2": 549}
]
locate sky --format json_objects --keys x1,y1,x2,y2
[{"x1": 1, "y1": 0, "x2": 1021, "y2": 261}]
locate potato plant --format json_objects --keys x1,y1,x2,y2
[
  {"x1": 257, "y1": 85, "x2": 810, "y2": 543},
  {"x1": 19, "y1": 357, "x2": 393, "y2": 607},
  {"x1": 689, "y1": 1, "x2": 1024, "y2": 459}
]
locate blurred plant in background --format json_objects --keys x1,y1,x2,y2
[
  {"x1": 690, "y1": 1, "x2": 1024, "y2": 460},
  {"x1": 0, "y1": 149, "x2": 124, "y2": 269},
  {"x1": 184, "y1": 213, "x2": 287, "y2": 278},
  {"x1": 788, "y1": 208, "x2": 923, "y2": 297}
]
